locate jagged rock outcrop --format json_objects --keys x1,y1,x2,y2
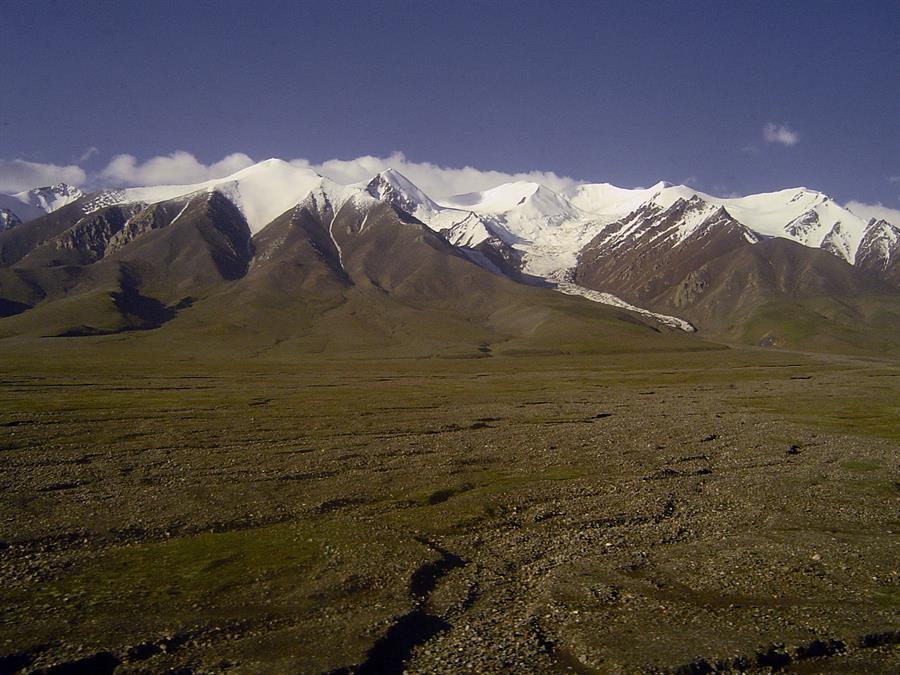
[{"x1": 855, "y1": 219, "x2": 900, "y2": 286}]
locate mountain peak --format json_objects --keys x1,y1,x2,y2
[
  {"x1": 83, "y1": 159, "x2": 326, "y2": 234},
  {"x1": 446, "y1": 181, "x2": 549, "y2": 214},
  {"x1": 228, "y1": 158, "x2": 320, "y2": 181},
  {"x1": 6, "y1": 183, "x2": 84, "y2": 220},
  {"x1": 365, "y1": 169, "x2": 440, "y2": 219},
  {"x1": 0, "y1": 208, "x2": 23, "y2": 231},
  {"x1": 378, "y1": 167, "x2": 403, "y2": 180},
  {"x1": 374, "y1": 168, "x2": 424, "y2": 193}
]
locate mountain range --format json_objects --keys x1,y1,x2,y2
[{"x1": 0, "y1": 159, "x2": 897, "y2": 355}]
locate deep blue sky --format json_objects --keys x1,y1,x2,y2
[{"x1": 2, "y1": 0, "x2": 899, "y2": 203}]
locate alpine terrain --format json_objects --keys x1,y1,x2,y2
[
  {"x1": 1, "y1": 158, "x2": 898, "y2": 675},
  {"x1": 0, "y1": 159, "x2": 897, "y2": 353}
]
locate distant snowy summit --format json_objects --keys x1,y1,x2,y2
[
  {"x1": 0, "y1": 183, "x2": 83, "y2": 230},
  {"x1": 2, "y1": 159, "x2": 898, "y2": 288},
  {"x1": 1, "y1": 158, "x2": 897, "y2": 346}
]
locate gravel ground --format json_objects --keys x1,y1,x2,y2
[{"x1": 0, "y1": 350, "x2": 897, "y2": 673}]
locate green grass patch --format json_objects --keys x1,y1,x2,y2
[
  {"x1": 872, "y1": 589, "x2": 900, "y2": 609},
  {"x1": 841, "y1": 460, "x2": 882, "y2": 472},
  {"x1": 3, "y1": 524, "x2": 321, "y2": 624},
  {"x1": 392, "y1": 467, "x2": 587, "y2": 533},
  {"x1": 737, "y1": 383, "x2": 900, "y2": 443}
]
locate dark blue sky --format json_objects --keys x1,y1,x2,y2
[{"x1": 3, "y1": 0, "x2": 899, "y2": 203}]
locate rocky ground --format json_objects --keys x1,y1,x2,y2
[{"x1": 0, "y1": 346, "x2": 897, "y2": 673}]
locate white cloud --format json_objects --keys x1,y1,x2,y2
[
  {"x1": 763, "y1": 123, "x2": 799, "y2": 147},
  {"x1": 95, "y1": 150, "x2": 578, "y2": 198},
  {"x1": 844, "y1": 201, "x2": 900, "y2": 228},
  {"x1": 100, "y1": 151, "x2": 255, "y2": 186},
  {"x1": 0, "y1": 159, "x2": 87, "y2": 193},
  {"x1": 306, "y1": 151, "x2": 578, "y2": 198},
  {"x1": 79, "y1": 146, "x2": 99, "y2": 162},
  {"x1": 888, "y1": 175, "x2": 900, "y2": 183},
  {"x1": 8, "y1": 149, "x2": 579, "y2": 199},
  {"x1": 100, "y1": 150, "x2": 581, "y2": 198}
]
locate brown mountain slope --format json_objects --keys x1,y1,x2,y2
[
  {"x1": 102, "y1": 192, "x2": 253, "y2": 303},
  {"x1": 0, "y1": 198, "x2": 107, "y2": 266},
  {"x1": 0, "y1": 191, "x2": 253, "y2": 337},
  {"x1": 575, "y1": 202, "x2": 755, "y2": 302},
  {"x1": 0, "y1": 188, "x2": 697, "y2": 358},
  {"x1": 574, "y1": 205, "x2": 900, "y2": 354},
  {"x1": 176, "y1": 191, "x2": 692, "y2": 357}
]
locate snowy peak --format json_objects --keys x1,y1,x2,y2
[
  {"x1": 518, "y1": 183, "x2": 582, "y2": 220},
  {"x1": 364, "y1": 168, "x2": 442, "y2": 221},
  {"x1": 83, "y1": 159, "x2": 327, "y2": 234},
  {"x1": 855, "y1": 219, "x2": 900, "y2": 281},
  {"x1": 566, "y1": 182, "x2": 871, "y2": 264},
  {"x1": 0, "y1": 208, "x2": 23, "y2": 232},
  {"x1": 0, "y1": 183, "x2": 84, "y2": 230},
  {"x1": 14, "y1": 183, "x2": 84, "y2": 213},
  {"x1": 566, "y1": 182, "x2": 670, "y2": 223},
  {"x1": 442, "y1": 182, "x2": 540, "y2": 212},
  {"x1": 441, "y1": 213, "x2": 496, "y2": 248},
  {"x1": 443, "y1": 181, "x2": 579, "y2": 221},
  {"x1": 587, "y1": 194, "x2": 727, "y2": 254},
  {"x1": 209, "y1": 160, "x2": 326, "y2": 233},
  {"x1": 435, "y1": 181, "x2": 597, "y2": 276},
  {"x1": 820, "y1": 221, "x2": 854, "y2": 262},
  {"x1": 5, "y1": 156, "x2": 893, "y2": 289},
  {"x1": 299, "y1": 177, "x2": 377, "y2": 224}
]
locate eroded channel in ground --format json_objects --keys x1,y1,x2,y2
[{"x1": 1, "y1": 353, "x2": 897, "y2": 672}]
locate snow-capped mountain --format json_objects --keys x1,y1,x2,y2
[
  {"x1": 854, "y1": 219, "x2": 900, "y2": 284},
  {"x1": 15, "y1": 183, "x2": 84, "y2": 213},
  {"x1": 562, "y1": 182, "x2": 879, "y2": 264},
  {"x1": 566, "y1": 181, "x2": 673, "y2": 223},
  {"x1": 438, "y1": 183, "x2": 598, "y2": 277},
  {"x1": 1, "y1": 158, "x2": 898, "y2": 351},
  {"x1": 321, "y1": 168, "x2": 900, "y2": 341},
  {"x1": 82, "y1": 159, "x2": 326, "y2": 234},
  {"x1": 353, "y1": 176, "x2": 601, "y2": 277},
  {"x1": 361, "y1": 170, "x2": 506, "y2": 254},
  {"x1": 0, "y1": 183, "x2": 83, "y2": 230},
  {"x1": 341, "y1": 171, "x2": 896, "y2": 284},
  {"x1": 363, "y1": 169, "x2": 443, "y2": 224},
  {"x1": 0, "y1": 205, "x2": 25, "y2": 232},
  {"x1": 9, "y1": 161, "x2": 893, "y2": 282}
]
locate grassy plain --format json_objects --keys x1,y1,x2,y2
[{"x1": 0, "y1": 333, "x2": 897, "y2": 673}]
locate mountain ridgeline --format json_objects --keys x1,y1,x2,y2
[{"x1": 0, "y1": 160, "x2": 898, "y2": 355}]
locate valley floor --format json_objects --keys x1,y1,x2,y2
[{"x1": 0, "y1": 342, "x2": 898, "y2": 673}]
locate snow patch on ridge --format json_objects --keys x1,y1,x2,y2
[{"x1": 555, "y1": 280, "x2": 695, "y2": 332}]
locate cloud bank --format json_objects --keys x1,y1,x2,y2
[
  {"x1": 2, "y1": 150, "x2": 897, "y2": 229},
  {"x1": 845, "y1": 201, "x2": 900, "y2": 227},
  {"x1": 763, "y1": 123, "x2": 799, "y2": 146},
  {"x1": 100, "y1": 151, "x2": 256, "y2": 186},
  {"x1": 0, "y1": 159, "x2": 87, "y2": 193},
  {"x1": 302, "y1": 151, "x2": 578, "y2": 197},
  {"x1": 96, "y1": 150, "x2": 575, "y2": 198}
]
